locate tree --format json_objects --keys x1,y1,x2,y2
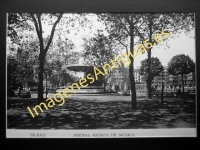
[
  {"x1": 8, "y1": 13, "x2": 63, "y2": 102},
  {"x1": 140, "y1": 57, "x2": 164, "y2": 98},
  {"x1": 7, "y1": 55, "x2": 18, "y2": 88},
  {"x1": 82, "y1": 32, "x2": 119, "y2": 92},
  {"x1": 7, "y1": 13, "x2": 33, "y2": 39},
  {"x1": 29, "y1": 13, "x2": 63, "y2": 102},
  {"x1": 133, "y1": 13, "x2": 194, "y2": 99},
  {"x1": 8, "y1": 38, "x2": 36, "y2": 91},
  {"x1": 16, "y1": 49, "x2": 34, "y2": 91},
  {"x1": 44, "y1": 38, "x2": 79, "y2": 88},
  {"x1": 7, "y1": 50, "x2": 34, "y2": 92},
  {"x1": 7, "y1": 19, "x2": 40, "y2": 90},
  {"x1": 98, "y1": 13, "x2": 145, "y2": 110},
  {"x1": 167, "y1": 54, "x2": 195, "y2": 98},
  {"x1": 8, "y1": 13, "x2": 93, "y2": 102}
]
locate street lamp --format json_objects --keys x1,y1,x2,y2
[
  {"x1": 64, "y1": 70, "x2": 67, "y2": 87},
  {"x1": 63, "y1": 52, "x2": 67, "y2": 65},
  {"x1": 138, "y1": 70, "x2": 141, "y2": 93},
  {"x1": 161, "y1": 71, "x2": 164, "y2": 105},
  {"x1": 45, "y1": 71, "x2": 49, "y2": 99},
  {"x1": 121, "y1": 80, "x2": 123, "y2": 91},
  {"x1": 160, "y1": 68, "x2": 166, "y2": 105},
  {"x1": 139, "y1": 68, "x2": 145, "y2": 93}
]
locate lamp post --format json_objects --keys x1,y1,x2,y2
[
  {"x1": 45, "y1": 71, "x2": 48, "y2": 99},
  {"x1": 64, "y1": 74, "x2": 66, "y2": 87},
  {"x1": 161, "y1": 71, "x2": 164, "y2": 105},
  {"x1": 63, "y1": 51, "x2": 67, "y2": 87},
  {"x1": 139, "y1": 70, "x2": 141, "y2": 93},
  {"x1": 121, "y1": 79, "x2": 123, "y2": 91},
  {"x1": 63, "y1": 52, "x2": 67, "y2": 65},
  {"x1": 160, "y1": 68, "x2": 167, "y2": 105}
]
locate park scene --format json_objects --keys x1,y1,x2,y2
[{"x1": 7, "y1": 13, "x2": 196, "y2": 130}]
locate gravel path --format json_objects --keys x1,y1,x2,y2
[{"x1": 7, "y1": 96, "x2": 196, "y2": 129}]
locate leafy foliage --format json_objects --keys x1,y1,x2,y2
[
  {"x1": 7, "y1": 53, "x2": 33, "y2": 90},
  {"x1": 82, "y1": 31, "x2": 120, "y2": 91},
  {"x1": 7, "y1": 55, "x2": 18, "y2": 87},
  {"x1": 132, "y1": 13, "x2": 194, "y2": 44},
  {"x1": 167, "y1": 54, "x2": 195, "y2": 75},
  {"x1": 7, "y1": 13, "x2": 34, "y2": 39},
  {"x1": 167, "y1": 54, "x2": 195, "y2": 97},
  {"x1": 82, "y1": 31, "x2": 118, "y2": 65},
  {"x1": 98, "y1": 13, "x2": 145, "y2": 109},
  {"x1": 134, "y1": 13, "x2": 194, "y2": 99},
  {"x1": 140, "y1": 57, "x2": 164, "y2": 81}
]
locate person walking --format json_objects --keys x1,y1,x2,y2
[
  {"x1": 18, "y1": 87, "x2": 21, "y2": 97},
  {"x1": 177, "y1": 88, "x2": 181, "y2": 98}
]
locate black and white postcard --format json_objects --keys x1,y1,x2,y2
[{"x1": 6, "y1": 13, "x2": 196, "y2": 138}]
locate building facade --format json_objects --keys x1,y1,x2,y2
[
  {"x1": 108, "y1": 66, "x2": 195, "y2": 93},
  {"x1": 152, "y1": 67, "x2": 195, "y2": 92}
]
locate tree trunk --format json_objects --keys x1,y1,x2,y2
[
  {"x1": 161, "y1": 72, "x2": 164, "y2": 105},
  {"x1": 30, "y1": 13, "x2": 63, "y2": 103},
  {"x1": 146, "y1": 15, "x2": 153, "y2": 99},
  {"x1": 129, "y1": 16, "x2": 137, "y2": 110},
  {"x1": 181, "y1": 74, "x2": 184, "y2": 98},
  {"x1": 65, "y1": 76, "x2": 66, "y2": 87},
  {"x1": 32, "y1": 74, "x2": 34, "y2": 90},
  {"x1": 38, "y1": 54, "x2": 45, "y2": 102},
  {"x1": 147, "y1": 78, "x2": 152, "y2": 99},
  {"x1": 104, "y1": 82, "x2": 106, "y2": 93},
  {"x1": 24, "y1": 81, "x2": 26, "y2": 91},
  {"x1": 22, "y1": 80, "x2": 24, "y2": 92}
]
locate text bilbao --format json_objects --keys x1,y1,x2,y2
[{"x1": 27, "y1": 29, "x2": 170, "y2": 118}]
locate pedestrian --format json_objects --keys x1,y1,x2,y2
[
  {"x1": 177, "y1": 88, "x2": 181, "y2": 98},
  {"x1": 18, "y1": 87, "x2": 22, "y2": 97}
]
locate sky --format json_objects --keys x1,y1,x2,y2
[{"x1": 42, "y1": 13, "x2": 195, "y2": 69}]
